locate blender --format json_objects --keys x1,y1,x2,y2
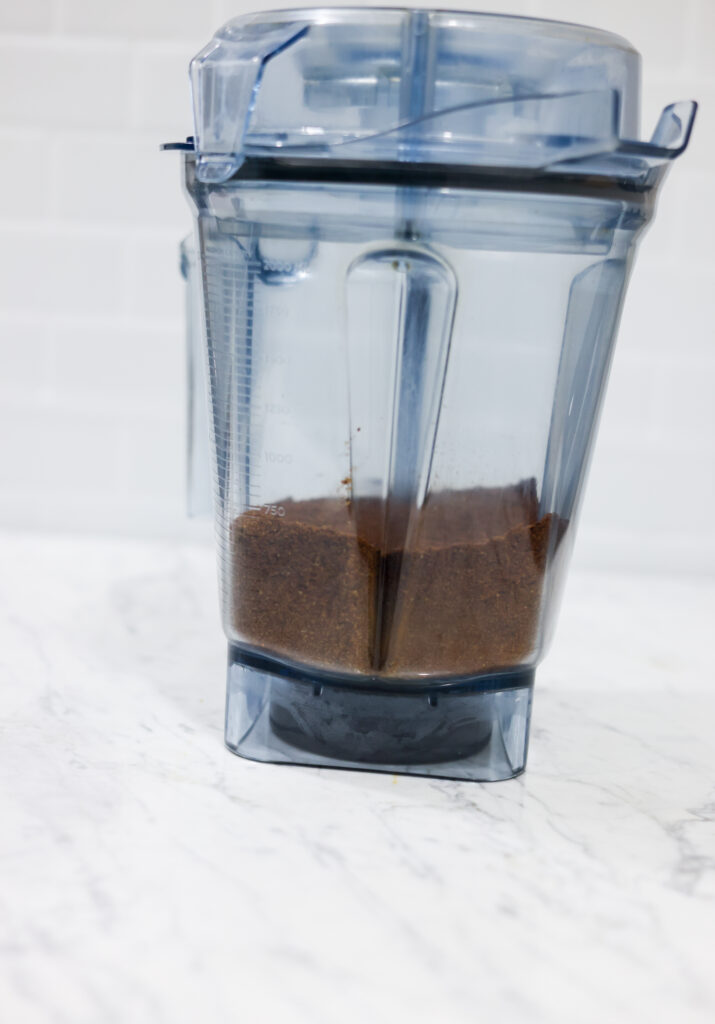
[{"x1": 165, "y1": 8, "x2": 695, "y2": 781}]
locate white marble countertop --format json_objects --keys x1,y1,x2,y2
[{"x1": 1, "y1": 530, "x2": 714, "y2": 1024}]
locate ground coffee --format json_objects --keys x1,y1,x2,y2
[{"x1": 231, "y1": 479, "x2": 564, "y2": 678}]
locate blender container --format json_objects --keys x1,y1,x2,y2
[{"x1": 167, "y1": 8, "x2": 695, "y2": 781}]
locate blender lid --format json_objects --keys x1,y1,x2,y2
[{"x1": 184, "y1": 7, "x2": 696, "y2": 185}]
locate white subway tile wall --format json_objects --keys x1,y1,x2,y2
[{"x1": 0, "y1": 0, "x2": 713, "y2": 570}]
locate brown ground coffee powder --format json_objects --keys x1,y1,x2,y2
[{"x1": 231, "y1": 479, "x2": 564, "y2": 678}]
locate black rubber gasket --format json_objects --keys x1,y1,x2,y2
[
  {"x1": 163, "y1": 139, "x2": 654, "y2": 205},
  {"x1": 229, "y1": 155, "x2": 653, "y2": 205}
]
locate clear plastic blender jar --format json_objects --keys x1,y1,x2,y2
[{"x1": 166, "y1": 8, "x2": 695, "y2": 781}]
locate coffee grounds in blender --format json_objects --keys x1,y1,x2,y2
[{"x1": 230, "y1": 479, "x2": 564, "y2": 678}]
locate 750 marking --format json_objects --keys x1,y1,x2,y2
[{"x1": 259, "y1": 504, "x2": 285, "y2": 517}]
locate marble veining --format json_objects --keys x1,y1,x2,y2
[{"x1": 0, "y1": 531, "x2": 713, "y2": 1024}]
